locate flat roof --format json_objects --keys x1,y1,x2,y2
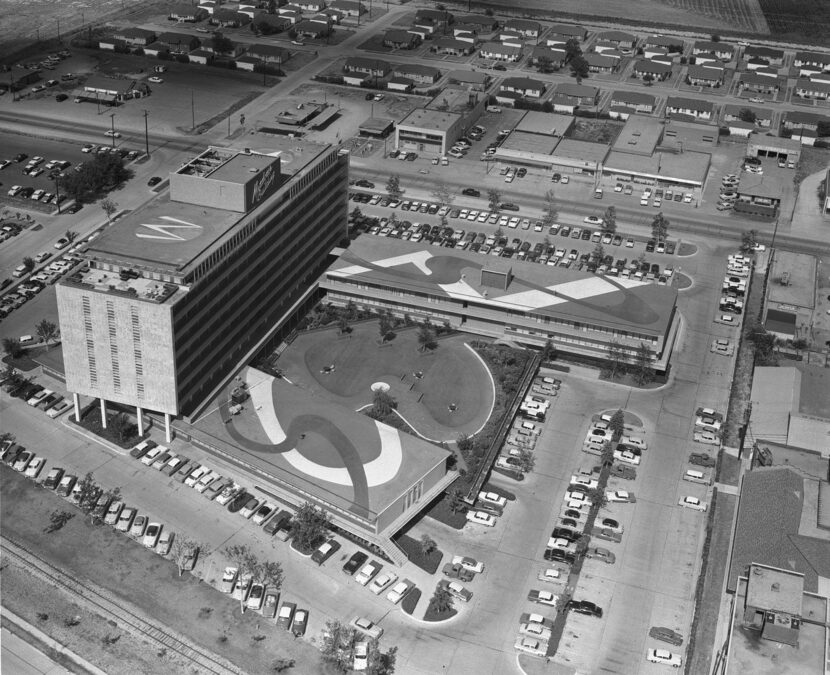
[
  {"x1": 552, "y1": 138, "x2": 610, "y2": 164},
  {"x1": 207, "y1": 152, "x2": 276, "y2": 183},
  {"x1": 398, "y1": 107, "x2": 460, "y2": 131},
  {"x1": 738, "y1": 171, "x2": 786, "y2": 199},
  {"x1": 187, "y1": 367, "x2": 449, "y2": 520},
  {"x1": 612, "y1": 115, "x2": 664, "y2": 154},
  {"x1": 427, "y1": 85, "x2": 477, "y2": 113},
  {"x1": 768, "y1": 251, "x2": 816, "y2": 308},
  {"x1": 746, "y1": 564, "x2": 804, "y2": 614},
  {"x1": 605, "y1": 150, "x2": 710, "y2": 184},
  {"x1": 787, "y1": 415, "x2": 830, "y2": 455},
  {"x1": 359, "y1": 117, "x2": 394, "y2": 132},
  {"x1": 515, "y1": 111, "x2": 573, "y2": 136},
  {"x1": 327, "y1": 236, "x2": 677, "y2": 338},
  {"x1": 750, "y1": 366, "x2": 801, "y2": 443},
  {"x1": 501, "y1": 130, "x2": 560, "y2": 154}
]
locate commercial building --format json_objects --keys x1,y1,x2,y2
[
  {"x1": 603, "y1": 149, "x2": 711, "y2": 190},
  {"x1": 57, "y1": 140, "x2": 350, "y2": 439},
  {"x1": 395, "y1": 85, "x2": 485, "y2": 155},
  {"x1": 746, "y1": 135, "x2": 801, "y2": 163},
  {"x1": 320, "y1": 236, "x2": 680, "y2": 372},
  {"x1": 762, "y1": 251, "x2": 816, "y2": 340}
]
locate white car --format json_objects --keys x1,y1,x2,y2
[
  {"x1": 386, "y1": 579, "x2": 413, "y2": 604},
  {"x1": 354, "y1": 641, "x2": 369, "y2": 671},
  {"x1": 452, "y1": 555, "x2": 484, "y2": 574},
  {"x1": 104, "y1": 130, "x2": 121, "y2": 138},
  {"x1": 140, "y1": 446, "x2": 163, "y2": 466},
  {"x1": 694, "y1": 430, "x2": 719, "y2": 445},
  {"x1": 620, "y1": 435, "x2": 647, "y2": 450},
  {"x1": 24, "y1": 457, "x2": 45, "y2": 479},
  {"x1": 679, "y1": 496, "x2": 707, "y2": 512},
  {"x1": 184, "y1": 465, "x2": 209, "y2": 486},
  {"x1": 369, "y1": 571, "x2": 398, "y2": 595},
  {"x1": 695, "y1": 415, "x2": 722, "y2": 431},
  {"x1": 570, "y1": 475, "x2": 599, "y2": 489},
  {"x1": 514, "y1": 636, "x2": 547, "y2": 656},
  {"x1": 528, "y1": 589, "x2": 558, "y2": 606},
  {"x1": 466, "y1": 510, "x2": 496, "y2": 527},
  {"x1": 646, "y1": 649, "x2": 682, "y2": 667},
  {"x1": 351, "y1": 616, "x2": 383, "y2": 639},
  {"x1": 148, "y1": 76, "x2": 163, "y2": 83},
  {"x1": 355, "y1": 561, "x2": 382, "y2": 586},
  {"x1": 520, "y1": 621, "x2": 552, "y2": 641},
  {"x1": 606, "y1": 490, "x2": 636, "y2": 503},
  {"x1": 583, "y1": 215, "x2": 601, "y2": 226},
  {"x1": 613, "y1": 448, "x2": 641, "y2": 465},
  {"x1": 477, "y1": 491, "x2": 506, "y2": 508},
  {"x1": 538, "y1": 568, "x2": 565, "y2": 583}
]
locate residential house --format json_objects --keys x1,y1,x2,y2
[
  {"x1": 739, "y1": 72, "x2": 779, "y2": 95},
  {"x1": 727, "y1": 120, "x2": 756, "y2": 138},
  {"x1": 453, "y1": 29, "x2": 477, "y2": 44},
  {"x1": 633, "y1": 59, "x2": 672, "y2": 81},
  {"x1": 500, "y1": 76, "x2": 546, "y2": 98},
  {"x1": 276, "y1": 8, "x2": 302, "y2": 24},
  {"x1": 693, "y1": 52, "x2": 722, "y2": 67},
  {"x1": 321, "y1": 8, "x2": 344, "y2": 23},
  {"x1": 556, "y1": 82, "x2": 599, "y2": 105},
  {"x1": 415, "y1": 8, "x2": 453, "y2": 29},
  {"x1": 112, "y1": 28, "x2": 157, "y2": 46},
  {"x1": 686, "y1": 64, "x2": 724, "y2": 87},
  {"x1": 810, "y1": 71, "x2": 830, "y2": 85},
  {"x1": 247, "y1": 43, "x2": 291, "y2": 64},
  {"x1": 212, "y1": 9, "x2": 251, "y2": 27},
  {"x1": 723, "y1": 104, "x2": 772, "y2": 128},
  {"x1": 297, "y1": 0, "x2": 327, "y2": 10},
  {"x1": 387, "y1": 77, "x2": 413, "y2": 92},
  {"x1": 392, "y1": 63, "x2": 440, "y2": 85},
  {"x1": 530, "y1": 45, "x2": 566, "y2": 69},
  {"x1": 610, "y1": 90, "x2": 656, "y2": 113},
  {"x1": 455, "y1": 15, "x2": 498, "y2": 32},
  {"x1": 545, "y1": 33, "x2": 571, "y2": 48},
  {"x1": 251, "y1": 12, "x2": 293, "y2": 32},
  {"x1": 343, "y1": 71, "x2": 370, "y2": 86},
  {"x1": 596, "y1": 30, "x2": 636, "y2": 49},
  {"x1": 295, "y1": 18, "x2": 332, "y2": 38},
  {"x1": 550, "y1": 94, "x2": 577, "y2": 114},
  {"x1": 150, "y1": 32, "x2": 200, "y2": 55},
  {"x1": 496, "y1": 30, "x2": 523, "y2": 48},
  {"x1": 344, "y1": 56, "x2": 391, "y2": 77},
  {"x1": 447, "y1": 70, "x2": 489, "y2": 90},
  {"x1": 795, "y1": 78, "x2": 830, "y2": 100},
  {"x1": 505, "y1": 19, "x2": 540, "y2": 38},
  {"x1": 412, "y1": 17, "x2": 440, "y2": 36},
  {"x1": 431, "y1": 37, "x2": 475, "y2": 56},
  {"x1": 479, "y1": 41, "x2": 522, "y2": 62},
  {"x1": 585, "y1": 53, "x2": 617, "y2": 73},
  {"x1": 665, "y1": 96, "x2": 714, "y2": 120},
  {"x1": 98, "y1": 37, "x2": 125, "y2": 51},
  {"x1": 744, "y1": 45, "x2": 784, "y2": 65},
  {"x1": 783, "y1": 110, "x2": 830, "y2": 132},
  {"x1": 643, "y1": 34, "x2": 684, "y2": 53},
  {"x1": 794, "y1": 51, "x2": 830, "y2": 76},
  {"x1": 169, "y1": 4, "x2": 209, "y2": 22},
  {"x1": 643, "y1": 47, "x2": 670, "y2": 61},
  {"x1": 692, "y1": 40, "x2": 734, "y2": 61},
  {"x1": 188, "y1": 48, "x2": 215, "y2": 65},
  {"x1": 234, "y1": 56, "x2": 261, "y2": 71},
  {"x1": 549, "y1": 23, "x2": 586, "y2": 40},
  {"x1": 494, "y1": 90, "x2": 523, "y2": 106},
  {"x1": 383, "y1": 29, "x2": 419, "y2": 50},
  {"x1": 329, "y1": 0, "x2": 366, "y2": 16}
]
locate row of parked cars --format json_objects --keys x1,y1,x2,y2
[
  {"x1": 220, "y1": 565, "x2": 308, "y2": 635},
  {"x1": 2, "y1": 379, "x2": 72, "y2": 417},
  {"x1": 2, "y1": 252, "x2": 83, "y2": 320},
  {"x1": 719, "y1": 253, "x2": 751, "y2": 317}
]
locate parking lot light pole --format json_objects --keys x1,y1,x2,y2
[
  {"x1": 109, "y1": 113, "x2": 116, "y2": 148},
  {"x1": 53, "y1": 175, "x2": 62, "y2": 214},
  {"x1": 143, "y1": 109, "x2": 150, "y2": 157}
]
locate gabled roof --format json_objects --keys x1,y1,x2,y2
[
  {"x1": 611, "y1": 90, "x2": 656, "y2": 106},
  {"x1": 687, "y1": 64, "x2": 723, "y2": 80},
  {"x1": 666, "y1": 96, "x2": 713, "y2": 112},
  {"x1": 785, "y1": 110, "x2": 830, "y2": 126},
  {"x1": 745, "y1": 45, "x2": 784, "y2": 59},
  {"x1": 795, "y1": 50, "x2": 830, "y2": 65},
  {"x1": 501, "y1": 77, "x2": 546, "y2": 92},
  {"x1": 795, "y1": 77, "x2": 830, "y2": 93},
  {"x1": 384, "y1": 29, "x2": 417, "y2": 42},
  {"x1": 585, "y1": 53, "x2": 616, "y2": 68},
  {"x1": 597, "y1": 30, "x2": 636, "y2": 43},
  {"x1": 741, "y1": 71, "x2": 780, "y2": 86},
  {"x1": 556, "y1": 82, "x2": 598, "y2": 98},
  {"x1": 634, "y1": 59, "x2": 672, "y2": 74},
  {"x1": 644, "y1": 34, "x2": 683, "y2": 48},
  {"x1": 392, "y1": 63, "x2": 440, "y2": 79},
  {"x1": 693, "y1": 40, "x2": 733, "y2": 54}
]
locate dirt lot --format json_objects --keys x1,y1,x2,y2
[{"x1": 0, "y1": 465, "x2": 326, "y2": 674}]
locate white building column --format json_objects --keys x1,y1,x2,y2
[
  {"x1": 136, "y1": 406, "x2": 144, "y2": 437},
  {"x1": 100, "y1": 398, "x2": 107, "y2": 428},
  {"x1": 164, "y1": 413, "x2": 172, "y2": 444},
  {"x1": 73, "y1": 393, "x2": 81, "y2": 422}
]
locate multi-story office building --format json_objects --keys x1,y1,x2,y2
[
  {"x1": 57, "y1": 141, "x2": 349, "y2": 439},
  {"x1": 321, "y1": 236, "x2": 680, "y2": 372}
]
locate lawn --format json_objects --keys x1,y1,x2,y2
[
  {"x1": 394, "y1": 533, "x2": 444, "y2": 574},
  {"x1": 401, "y1": 587, "x2": 421, "y2": 616}
]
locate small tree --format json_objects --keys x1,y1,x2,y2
[
  {"x1": 367, "y1": 644, "x2": 398, "y2": 675},
  {"x1": 75, "y1": 471, "x2": 101, "y2": 512},
  {"x1": 515, "y1": 447, "x2": 535, "y2": 474},
  {"x1": 643, "y1": 73, "x2": 654, "y2": 86},
  {"x1": 430, "y1": 182, "x2": 453, "y2": 208},
  {"x1": 570, "y1": 55, "x2": 589, "y2": 81},
  {"x1": 740, "y1": 229, "x2": 758, "y2": 253},
  {"x1": 22, "y1": 256, "x2": 36, "y2": 272},
  {"x1": 337, "y1": 316, "x2": 350, "y2": 335},
  {"x1": 541, "y1": 189, "x2": 558, "y2": 228},
  {"x1": 430, "y1": 585, "x2": 454, "y2": 614},
  {"x1": 290, "y1": 502, "x2": 330, "y2": 553},
  {"x1": 608, "y1": 409, "x2": 625, "y2": 441},
  {"x1": 349, "y1": 206, "x2": 364, "y2": 224},
  {"x1": 2, "y1": 337, "x2": 24, "y2": 359},
  {"x1": 541, "y1": 339, "x2": 556, "y2": 363},
  {"x1": 36, "y1": 319, "x2": 59, "y2": 347},
  {"x1": 211, "y1": 32, "x2": 235, "y2": 55},
  {"x1": 372, "y1": 390, "x2": 397, "y2": 418},
  {"x1": 109, "y1": 412, "x2": 134, "y2": 442},
  {"x1": 100, "y1": 197, "x2": 118, "y2": 223},
  {"x1": 447, "y1": 488, "x2": 468, "y2": 514},
  {"x1": 710, "y1": 33, "x2": 721, "y2": 42},
  {"x1": 650, "y1": 212, "x2": 669, "y2": 242},
  {"x1": 224, "y1": 545, "x2": 258, "y2": 611},
  {"x1": 536, "y1": 55, "x2": 554, "y2": 73},
  {"x1": 255, "y1": 560, "x2": 285, "y2": 593},
  {"x1": 564, "y1": 37, "x2": 582, "y2": 61},
  {"x1": 601, "y1": 206, "x2": 616, "y2": 233},
  {"x1": 419, "y1": 534, "x2": 437, "y2": 556},
  {"x1": 737, "y1": 108, "x2": 757, "y2": 124},
  {"x1": 417, "y1": 324, "x2": 437, "y2": 352},
  {"x1": 378, "y1": 313, "x2": 393, "y2": 343},
  {"x1": 65, "y1": 230, "x2": 79, "y2": 244},
  {"x1": 606, "y1": 341, "x2": 627, "y2": 380},
  {"x1": 320, "y1": 620, "x2": 355, "y2": 672},
  {"x1": 587, "y1": 488, "x2": 608, "y2": 509},
  {"x1": 592, "y1": 242, "x2": 605, "y2": 262},
  {"x1": 600, "y1": 441, "x2": 615, "y2": 469},
  {"x1": 386, "y1": 174, "x2": 402, "y2": 200},
  {"x1": 487, "y1": 189, "x2": 501, "y2": 213},
  {"x1": 632, "y1": 343, "x2": 654, "y2": 386},
  {"x1": 173, "y1": 536, "x2": 203, "y2": 577}
]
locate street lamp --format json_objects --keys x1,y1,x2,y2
[
  {"x1": 108, "y1": 113, "x2": 116, "y2": 148},
  {"x1": 53, "y1": 174, "x2": 62, "y2": 214}
]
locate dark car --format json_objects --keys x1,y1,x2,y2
[
  {"x1": 355, "y1": 179, "x2": 374, "y2": 189},
  {"x1": 291, "y1": 608, "x2": 309, "y2": 637},
  {"x1": 43, "y1": 467, "x2": 65, "y2": 489},
  {"x1": 645, "y1": 239, "x2": 656, "y2": 253},
  {"x1": 493, "y1": 64, "x2": 506, "y2": 71},
  {"x1": 365, "y1": 93, "x2": 374, "y2": 100},
  {"x1": 263, "y1": 510, "x2": 291, "y2": 535},
  {"x1": 55, "y1": 93, "x2": 68, "y2": 102},
  {"x1": 66, "y1": 202, "x2": 83, "y2": 214},
  {"x1": 689, "y1": 452, "x2": 716, "y2": 467},
  {"x1": 343, "y1": 551, "x2": 369, "y2": 575},
  {"x1": 649, "y1": 626, "x2": 684, "y2": 646},
  {"x1": 475, "y1": 501, "x2": 503, "y2": 517},
  {"x1": 567, "y1": 600, "x2": 603, "y2": 618},
  {"x1": 311, "y1": 539, "x2": 341, "y2": 565},
  {"x1": 544, "y1": 548, "x2": 576, "y2": 565},
  {"x1": 666, "y1": 242, "x2": 676, "y2": 255},
  {"x1": 227, "y1": 490, "x2": 251, "y2": 512},
  {"x1": 130, "y1": 440, "x2": 157, "y2": 459},
  {"x1": 147, "y1": 176, "x2": 162, "y2": 187},
  {"x1": 551, "y1": 527, "x2": 580, "y2": 541},
  {"x1": 499, "y1": 202, "x2": 519, "y2": 211},
  {"x1": 610, "y1": 464, "x2": 636, "y2": 480},
  {"x1": 13, "y1": 153, "x2": 28, "y2": 162},
  {"x1": 551, "y1": 173, "x2": 561, "y2": 182},
  {"x1": 462, "y1": 188, "x2": 480, "y2": 197}
]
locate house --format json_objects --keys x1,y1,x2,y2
[
  {"x1": 212, "y1": 9, "x2": 251, "y2": 27},
  {"x1": 810, "y1": 71, "x2": 830, "y2": 85},
  {"x1": 550, "y1": 93, "x2": 577, "y2": 114},
  {"x1": 497, "y1": 30, "x2": 523, "y2": 47},
  {"x1": 295, "y1": 19, "x2": 332, "y2": 38},
  {"x1": 744, "y1": 45, "x2": 784, "y2": 65},
  {"x1": 276, "y1": 7, "x2": 302, "y2": 23},
  {"x1": 494, "y1": 90, "x2": 523, "y2": 106},
  {"x1": 98, "y1": 37, "x2": 125, "y2": 51},
  {"x1": 343, "y1": 72, "x2": 370, "y2": 86},
  {"x1": 297, "y1": 0, "x2": 327, "y2": 10},
  {"x1": 392, "y1": 63, "x2": 440, "y2": 85},
  {"x1": 545, "y1": 33, "x2": 571, "y2": 48},
  {"x1": 456, "y1": 15, "x2": 498, "y2": 32},
  {"x1": 739, "y1": 72, "x2": 779, "y2": 95},
  {"x1": 321, "y1": 8, "x2": 344, "y2": 23},
  {"x1": 329, "y1": 0, "x2": 366, "y2": 16},
  {"x1": 415, "y1": 8, "x2": 453, "y2": 29},
  {"x1": 556, "y1": 82, "x2": 599, "y2": 105},
  {"x1": 795, "y1": 78, "x2": 830, "y2": 100},
  {"x1": 783, "y1": 110, "x2": 830, "y2": 132},
  {"x1": 151, "y1": 32, "x2": 200, "y2": 55},
  {"x1": 234, "y1": 56, "x2": 261, "y2": 72},
  {"x1": 412, "y1": 17, "x2": 440, "y2": 36},
  {"x1": 344, "y1": 56, "x2": 390, "y2": 77},
  {"x1": 431, "y1": 37, "x2": 475, "y2": 56},
  {"x1": 633, "y1": 59, "x2": 672, "y2": 81},
  {"x1": 665, "y1": 96, "x2": 714, "y2": 120},
  {"x1": 693, "y1": 52, "x2": 722, "y2": 67},
  {"x1": 530, "y1": 45, "x2": 566, "y2": 69},
  {"x1": 500, "y1": 77, "x2": 546, "y2": 98},
  {"x1": 447, "y1": 70, "x2": 489, "y2": 90},
  {"x1": 686, "y1": 64, "x2": 724, "y2": 87},
  {"x1": 112, "y1": 28, "x2": 157, "y2": 46},
  {"x1": 247, "y1": 43, "x2": 291, "y2": 64},
  {"x1": 169, "y1": 4, "x2": 209, "y2": 22},
  {"x1": 794, "y1": 50, "x2": 830, "y2": 71},
  {"x1": 505, "y1": 19, "x2": 540, "y2": 38},
  {"x1": 387, "y1": 77, "x2": 413, "y2": 92},
  {"x1": 479, "y1": 41, "x2": 522, "y2": 62},
  {"x1": 644, "y1": 47, "x2": 670, "y2": 61},
  {"x1": 251, "y1": 12, "x2": 293, "y2": 32},
  {"x1": 692, "y1": 40, "x2": 734, "y2": 61},
  {"x1": 727, "y1": 120, "x2": 756, "y2": 137},
  {"x1": 383, "y1": 29, "x2": 419, "y2": 50},
  {"x1": 549, "y1": 23, "x2": 586, "y2": 40},
  {"x1": 643, "y1": 35, "x2": 684, "y2": 53},
  {"x1": 596, "y1": 30, "x2": 636, "y2": 49},
  {"x1": 610, "y1": 90, "x2": 655, "y2": 113},
  {"x1": 453, "y1": 29, "x2": 477, "y2": 43},
  {"x1": 745, "y1": 57, "x2": 773, "y2": 72},
  {"x1": 723, "y1": 104, "x2": 772, "y2": 128},
  {"x1": 188, "y1": 48, "x2": 215, "y2": 65},
  {"x1": 585, "y1": 53, "x2": 617, "y2": 73}
]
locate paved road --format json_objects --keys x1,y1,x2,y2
[{"x1": 0, "y1": 626, "x2": 70, "y2": 675}]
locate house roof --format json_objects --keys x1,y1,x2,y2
[
  {"x1": 795, "y1": 50, "x2": 830, "y2": 65},
  {"x1": 796, "y1": 77, "x2": 830, "y2": 93},
  {"x1": 247, "y1": 43, "x2": 290, "y2": 59},
  {"x1": 384, "y1": 29, "x2": 416, "y2": 42},
  {"x1": 585, "y1": 53, "x2": 616, "y2": 68},
  {"x1": 785, "y1": 110, "x2": 830, "y2": 126},
  {"x1": 501, "y1": 76, "x2": 546, "y2": 92},
  {"x1": 745, "y1": 45, "x2": 784, "y2": 59},
  {"x1": 480, "y1": 41, "x2": 521, "y2": 56},
  {"x1": 745, "y1": 564, "x2": 804, "y2": 615},
  {"x1": 741, "y1": 71, "x2": 780, "y2": 86},
  {"x1": 456, "y1": 14, "x2": 497, "y2": 27},
  {"x1": 548, "y1": 23, "x2": 585, "y2": 38},
  {"x1": 344, "y1": 56, "x2": 390, "y2": 71},
  {"x1": 666, "y1": 96, "x2": 714, "y2": 112},
  {"x1": 723, "y1": 104, "x2": 772, "y2": 120},
  {"x1": 531, "y1": 45, "x2": 566, "y2": 61},
  {"x1": 645, "y1": 34, "x2": 683, "y2": 48},
  {"x1": 392, "y1": 63, "x2": 440, "y2": 79},
  {"x1": 611, "y1": 90, "x2": 656, "y2": 107},
  {"x1": 435, "y1": 37, "x2": 472, "y2": 50},
  {"x1": 505, "y1": 18, "x2": 540, "y2": 32},
  {"x1": 597, "y1": 30, "x2": 636, "y2": 43},
  {"x1": 556, "y1": 82, "x2": 598, "y2": 98},
  {"x1": 687, "y1": 64, "x2": 723, "y2": 80},
  {"x1": 634, "y1": 59, "x2": 672, "y2": 74},
  {"x1": 693, "y1": 40, "x2": 733, "y2": 54}
]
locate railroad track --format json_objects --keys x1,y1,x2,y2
[{"x1": 0, "y1": 535, "x2": 242, "y2": 675}]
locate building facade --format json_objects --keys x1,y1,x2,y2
[{"x1": 57, "y1": 143, "x2": 349, "y2": 438}]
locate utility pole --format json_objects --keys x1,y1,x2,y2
[
  {"x1": 191, "y1": 89, "x2": 195, "y2": 131},
  {"x1": 227, "y1": 111, "x2": 231, "y2": 137},
  {"x1": 143, "y1": 109, "x2": 150, "y2": 157},
  {"x1": 53, "y1": 175, "x2": 62, "y2": 214},
  {"x1": 109, "y1": 112, "x2": 116, "y2": 147},
  {"x1": 57, "y1": 18, "x2": 61, "y2": 42}
]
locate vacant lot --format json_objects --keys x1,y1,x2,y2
[{"x1": 568, "y1": 118, "x2": 624, "y2": 144}]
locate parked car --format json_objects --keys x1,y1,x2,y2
[
  {"x1": 276, "y1": 602, "x2": 297, "y2": 630},
  {"x1": 441, "y1": 580, "x2": 473, "y2": 603},
  {"x1": 585, "y1": 547, "x2": 616, "y2": 564},
  {"x1": 354, "y1": 641, "x2": 369, "y2": 671},
  {"x1": 56, "y1": 474, "x2": 77, "y2": 497},
  {"x1": 143, "y1": 522, "x2": 162, "y2": 548},
  {"x1": 442, "y1": 562, "x2": 475, "y2": 581},
  {"x1": 116, "y1": 507, "x2": 137, "y2": 532},
  {"x1": 678, "y1": 496, "x2": 707, "y2": 511},
  {"x1": 649, "y1": 626, "x2": 684, "y2": 646},
  {"x1": 527, "y1": 589, "x2": 558, "y2": 607},
  {"x1": 24, "y1": 457, "x2": 45, "y2": 479},
  {"x1": 342, "y1": 551, "x2": 368, "y2": 576},
  {"x1": 567, "y1": 600, "x2": 603, "y2": 618},
  {"x1": 291, "y1": 609, "x2": 308, "y2": 637},
  {"x1": 369, "y1": 571, "x2": 398, "y2": 595},
  {"x1": 311, "y1": 539, "x2": 341, "y2": 565},
  {"x1": 156, "y1": 530, "x2": 174, "y2": 555},
  {"x1": 239, "y1": 496, "x2": 261, "y2": 518},
  {"x1": 351, "y1": 616, "x2": 383, "y2": 639},
  {"x1": 220, "y1": 567, "x2": 238, "y2": 593},
  {"x1": 130, "y1": 515, "x2": 148, "y2": 538},
  {"x1": 355, "y1": 561, "x2": 382, "y2": 586},
  {"x1": 466, "y1": 510, "x2": 496, "y2": 527},
  {"x1": 646, "y1": 649, "x2": 682, "y2": 667},
  {"x1": 104, "y1": 500, "x2": 124, "y2": 525},
  {"x1": 252, "y1": 501, "x2": 276, "y2": 525},
  {"x1": 386, "y1": 579, "x2": 414, "y2": 604},
  {"x1": 262, "y1": 590, "x2": 279, "y2": 619},
  {"x1": 246, "y1": 583, "x2": 266, "y2": 611}
]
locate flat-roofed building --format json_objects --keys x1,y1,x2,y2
[
  {"x1": 515, "y1": 111, "x2": 574, "y2": 136},
  {"x1": 395, "y1": 86, "x2": 485, "y2": 154},
  {"x1": 762, "y1": 251, "x2": 816, "y2": 339},
  {"x1": 321, "y1": 236, "x2": 680, "y2": 372},
  {"x1": 742, "y1": 565, "x2": 804, "y2": 646},
  {"x1": 734, "y1": 173, "x2": 783, "y2": 217},
  {"x1": 550, "y1": 138, "x2": 610, "y2": 175},
  {"x1": 57, "y1": 141, "x2": 349, "y2": 439},
  {"x1": 611, "y1": 115, "x2": 663, "y2": 155},
  {"x1": 603, "y1": 149, "x2": 711, "y2": 189}
]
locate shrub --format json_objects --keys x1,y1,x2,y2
[
  {"x1": 395, "y1": 533, "x2": 443, "y2": 573},
  {"x1": 401, "y1": 587, "x2": 421, "y2": 615}
]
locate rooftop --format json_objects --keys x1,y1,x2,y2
[
  {"x1": 724, "y1": 104, "x2": 773, "y2": 120},
  {"x1": 552, "y1": 138, "x2": 611, "y2": 164},
  {"x1": 556, "y1": 82, "x2": 598, "y2": 98},
  {"x1": 611, "y1": 90, "x2": 656, "y2": 106},
  {"x1": 612, "y1": 115, "x2": 664, "y2": 155},
  {"x1": 398, "y1": 107, "x2": 460, "y2": 132},
  {"x1": 515, "y1": 111, "x2": 574, "y2": 136},
  {"x1": 768, "y1": 251, "x2": 816, "y2": 309},
  {"x1": 500, "y1": 130, "x2": 560, "y2": 155},
  {"x1": 749, "y1": 366, "x2": 800, "y2": 444},
  {"x1": 745, "y1": 564, "x2": 804, "y2": 615},
  {"x1": 427, "y1": 85, "x2": 479, "y2": 114},
  {"x1": 605, "y1": 150, "x2": 711, "y2": 184},
  {"x1": 326, "y1": 236, "x2": 678, "y2": 339}
]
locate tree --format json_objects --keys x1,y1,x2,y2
[
  {"x1": 417, "y1": 324, "x2": 437, "y2": 352},
  {"x1": 367, "y1": 644, "x2": 398, "y2": 675},
  {"x1": 22, "y1": 256, "x2": 35, "y2": 272},
  {"x1": 515, "y1": 447, "x2": 535, "y2": 473},
  {"x1": 564, "y1": 38, "x2": 582, "y2": 61},
  {"x1": 320, "y1": 620, "x2": 356, "y2": 672},
  {"x1": 606, "y1": 341, "x2": 627, "y2": 380},
  {"x1": 600, "y1": 441, "x2": 615, "y2": 469},
  {"x1": 650, "y1": 212, "x2": 669, "y2": 242},
  {"x1": 430, "y1": 585, "x2": 454, "y2": 614},
  {"x1": 430, "y1": 182, "x2": 453, "y2": 208},
  {"x1": 737, "y1": 108, "x2": 757, "y2": 124},
  {"x1": 173, "y1": 536, "x2": 203, "y2": 577},
  {"x1": 378, "y1": 312, "x2": 393, "y2": 343},
  {"x1": 587, "y1": 488, "x2": 608, "y2": 509},
  {"x1": 100, "y1": 197, "x2": 118, "y2": 223},
  {"x1": 601, "y1": 206, "x2": 616, "y2": 233},
  {"x1": 75, "y1": 471, "x2": 101, "y2": 512},
  {"x1": 632, "y1": 343, "x2": 654, "y2": 386},
  {"x1": 349, "y1": 206, "x2": 364, "y2": 223},
  {"x1": 592, "y1": 242, "x2": 605, "y2": 262},
  {"x1": 740, "y1": 229, "x2": 758, "y2": 253},
  {"x1": 541, "y1": 339, "x2": 556, "y2": 363},
  {"x1": 419, "y1": 534, "x2": 437, "y2": 556},
  {"x1": 747, "y1": 321, "x2": 777, "y2": 364},
  {"x1": 643, "y1": 73, "x2": 654, "y2": 86},
  {"x1": 290, "y1": 502, "x2": 330, "y2": 553},
  {"x1": 372, "y1": 390, "x2": 397, "y2": 418},
  {"x1": 211, "y1": 32, "x2": 235, "y2": 55},
  {"x1": 36, "y1": 319, "x2": 59, "y2": 347},
  {"x1": 65, "y1": 230, "x2": 79, "y2": 244},
  {"x1": 254, "y1": 560, "x2": 285, "y2": 593},
  {"x1": 3, "y1": 337, "x2": 24, "y2": 359},
  {"x1": 224, "y1": 544, "x2": 258, "y2": 611},
  {"x1": 487, "y1": 189, "x2": 501, "y2": 213},
  {"x1": 62, "y1": 153, "x2": 132, "y2": 204},
  {"x1": 570, "y1": 55, "x2": 589, "y2": 81},
  {"x1": 386, "y1": 174, "x2": 402, "y2": 200},
  {"x1": 609, "y1": 408, "x2": 625, "y2": 441},
  {"x1": 536, "y1": 55, "x2": 554, "y2": 73},
  {"x1": 792, "y1": 337, "x2": 808, "y2": 355},
  {"x1": 109, "y1": 412, "x2": 135, "y2": 442},
  {"x1": 541, "y1": 189, "x2": 557, "y2": 228},
  {"x1": 447, "y1": 488, "x2": 468, "y2": 514},
  {"x1": 710, "y1": 33, "x2": 721, "y2": 42}
]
